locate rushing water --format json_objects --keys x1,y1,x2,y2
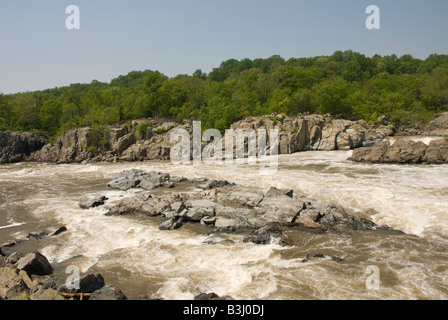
[{"x1": 1, "y1": 150, "x2": 448, "y2": 300}]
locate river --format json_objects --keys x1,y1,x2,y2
[{"x1": 1, "y1": 150, "x2": 447, "y2": 300}]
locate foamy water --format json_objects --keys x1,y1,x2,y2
[{"x1": 1, "y1": 152, "x2": 448, "y2": 300}]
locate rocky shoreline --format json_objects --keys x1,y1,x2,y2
[
  {"x1": 2, "y1": 113, "x2": 448, "y2": 165},
  {"x1": 13, "y1": 113, "x2": 395, "y2": 164},
  {"x1": 0, "y1": 251, "x2": 127, "y2": 300}
]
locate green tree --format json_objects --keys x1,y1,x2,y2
[
  {"x1": 40, "y1": 100, "x2": 62, "y2": 135},
  {"x1": 314, "y1": 78, "x2": 354, "y2": 116}
]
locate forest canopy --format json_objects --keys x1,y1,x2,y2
[{"x1": 1, "y1": 50, "x2": 448, "y2": 137}]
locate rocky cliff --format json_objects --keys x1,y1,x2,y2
[
  {"x1": 0, "y1": 132, "x2": 47, "y2": 164},
  {"x1": 27, "y1": 114, "x2": 395, "y2": 164},
  {"x1": 230, "y1": 114, "x2": 393, "y2": 152}
]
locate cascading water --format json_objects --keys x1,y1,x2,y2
[{"x1": 1, "y1": 150, "x2": 448, "y2": 300}]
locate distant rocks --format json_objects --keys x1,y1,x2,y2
[
  {"x1": 424, "y1": 112, "x2": 448, "y2": 137},
  {"x1": 27, "y1": 120, "x2": 183, "y2": 163},
  {"x1": 349, "y1": 138, "x2": 448, "y2": 164},
  {"x1": 0, "y1": 131, "x2": 47, "y2": 164},
  {"x1": 23, "y1": 114, "x2": 398, "y2": 164},
  {"x1": 230, "y1": 114, "x2": 394, "y2": 153}
]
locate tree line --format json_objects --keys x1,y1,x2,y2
[{"x1": 1, "y1": 50, "x2": 447, "y2": 138}]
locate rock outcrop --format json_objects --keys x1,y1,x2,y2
[
  {"x1": 28, "y1": 120, "x2": 184, "y2": 163},
  {"x1": 102, "y1": 170, "x2": 403, "y2": 241},
  {"x1": 349, "y1": 138, "x2": 448, "y2": 164},
  {"x1": 0, "y1": 131, "x2": 47, "y2": 163},
  {"x1": 424, "y1": 112, "x2": 448, "y2": 137},
  {"x1": 27, "y1": 114, "x2": 395, "y2": 164},
  {"x1": 229, "y1": 114, "x2": 393, "y2": 153}
]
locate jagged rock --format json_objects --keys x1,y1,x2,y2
[
  {"x1": 265, "y1": 186, "x2": 293, "y2": 198},
  {"x1": 6, "y1": 252, "x2": 26, "y2": 265},
  {"x1": 50, "y1": 226, "x2": 68, "y2": 236},
  {"x1": 26, "y1": 231, "x2": 48, "y2": 240},
  {"x1": 0, "y1": 264, "x2": 30, "y2": 299},
  {"x1": 59, "y1": 273, "x2": 105, "y2": 294},
  {"x1": 422, "y1": 139, "x2": 448, "y2": 164},
  {"x1": 383, "y1": 140, "x2": 427, "y2": 164},
  {"x1": 158, "y1": 218, "x2": 184, "y2": 231},
  {"x1": 107, "y1": 169, "x2": 147, "y2": 190},
  {"x1": 107, "y1": 170, "x2": 175, "y2": 191},
  {"x1": 15, "y1": 252, "x2": 53, "y2": 276},
  {"x1": 1, "y1": 255, "x2": 126, "y2": 300},
  {"x1": 348, "y1": 140, "x2": 390, "y2": 163},
  {"x1": 194, "y1": 292, "x2": 234, "y2": 300},
  {"x1": 200, "y1": 179, "x2": 235, "y2": 190},
  {"x1": 301, "y1": 252, "x2": 345, "y2": 263},
  {"x1": 349, "y1": 138, "x2": 448, "y2": 164},
  {"x1": 113, "y1": 133, "x2": 135, "y2": 154},
  {"x1": 218, "y1": 191, "x2": 264, "y2": 208},
  {"x1": 105, "y1": 192, "x2": 178, "y2": 218},
  {"x1": 102, "y1": 171, "x2": 404, "y2": 236},
  {"x1": 424, "y1": 112, "x2": 448, "y2": 136},
  {"x1": 89, "y1": 284, "x2": 127, "y2": 300},
  {"x1": 22, "y1": 114, "x2": 398, "y2": 164},
  {"x1": 280, "y1": 234, "x2": 301, "y2": 247},
  {"x1": 79, "y1": 195, "x2": 109, "y2": 209},
  {"x1": 184, "y1": 199, "x2": 216, "y2": 222},
  {"x1": 0, "y1": 131, "x2": 47, "y2": 164},
  {"x1": 243, "y1": 233, "x2": 271, "y2": 245},
  {"x1": 1, "y1": 238, "x2": 25, "y2": 249},
  {"x1": 30, "y1": 288, "x2": 65, "y2": 300},
  {"x1": 41, "y1": 277, "x2": 64, "y2": 290}
]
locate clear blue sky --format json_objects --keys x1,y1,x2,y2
[{"x1": 1, "y1": 0, "x2": 447, "y2": 94}]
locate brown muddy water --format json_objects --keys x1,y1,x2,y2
[{"x1": 1, "y1": 151, "x2": 447, "y2": 300}]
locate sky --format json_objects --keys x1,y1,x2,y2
[{"x1": 0, "y1": 0, "x2": 447, "y2": 94}]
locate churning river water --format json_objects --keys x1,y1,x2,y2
[{"x1": 1, "y1": 150, "x2": 448, "y2": 300}]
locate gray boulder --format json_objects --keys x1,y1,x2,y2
[
  {"x1": 89, "y1": 284, "x2": 127, "y2": 300},
  {"x1": 15, "y1": 252, "x2": 53, "y2": 276},
  {"x1": 79, "y1": 195, "x2": 109, "y2": 209}
]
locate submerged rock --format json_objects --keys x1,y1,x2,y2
[
  {"x1": 301, "y1": 252, "x2": 345, "y2": 263},
  {"x1": 50, "y1": 226, "x2": 68, "y2": 237},
  {"x1": 79, "y1": 195, "x2": 109, "y2": 209}
]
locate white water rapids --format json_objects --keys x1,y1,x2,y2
[{"x1": 1, "y1": 150, "x2": 447, "y2": 300}]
